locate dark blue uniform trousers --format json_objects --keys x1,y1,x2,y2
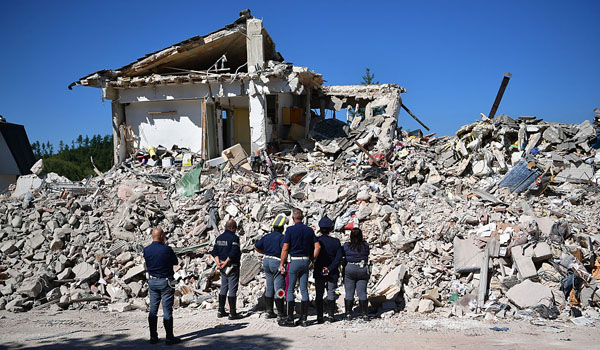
[
  {"x1": 286, "y1": 260, "x2": 310, "y2": 302},
  {"x1": 263, "y1": 258, "x2": 285, "y2": 298},
  {"x1": 315, "y1": 277, "x2": 337, "y2": 301},
  {"x1": 149, "y1": 279, "x2": 175, "y2": 320},
  {"x1": 344, "y1": 264, "x2": 369, "y2": 301},
  {"x1": 220, "y1": 265, "x2": 240, "y2": 297}
]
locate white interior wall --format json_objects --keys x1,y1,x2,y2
[
  {"x1": 125, "y1": 99, "x2": 203, "y2": 152},
  {"x1": 0, "y1": 133, "x2": 20, "y2": 175}
]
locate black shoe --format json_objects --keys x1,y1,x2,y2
[
  {"x1": 298, "y1": 301, "x2": 309, "y2": 327},
  {"x1": 148, "y1": 316, "x2": 159, "y2": 344},
  {"x1": 280, "y1": 301, "x2": 296, "y2": 327},
  {"x1": 344, "y1": 299, "x2": 353, "y2": 321},
  {"x1": 275, "y1": 297, "x2": 286, "y2": 321},
  {"x1": 217, "y1": 294, "x2": 228, "y2": 318},
  {"x1": 228, "y1": 296, "x2": 242, "y2": 320},
  {"x1": 265, "y1": 296, "x2": 277, "y2": 319},
  {"x1": 163, "y1": 319, "x2": 181, "y2": 346},
  {"x1": 359, "y1": 300, "x2": 369, "y2": 321},
  {"x1": 327, "y1": 300, "x2": 336, "y2": 323},
  {"x1": 316, "y1": 299, "x2": 324, "y2": 324}
]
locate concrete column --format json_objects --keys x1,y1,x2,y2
[
  {"x1": 304, "y1": 89, "x2": 311, "y2": 138},
  {"x1": 249, "y1": 81, "x2": 267, "y2": 152},
  {"x1": 246, "y1": 19, "x2": 264, "y2": 73},
  {"x1": 111, "y1": 101, "x2": 125, "y2": 165}
]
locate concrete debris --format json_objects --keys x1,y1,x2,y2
[{"x1": 0, "y1": 111, "x2": 598, "y2": 326}]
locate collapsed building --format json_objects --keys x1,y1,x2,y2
[
  {"x1": 69, "y1": 9, "x2": 405, "y2": 162},
  {"x1": 2, "y1": 9, "x2": 599, "y2": 329}
]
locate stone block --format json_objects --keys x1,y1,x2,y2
[
  {"x1": 16, "y1": 278, "x2": 43, "y2": 298},
  {"x1": 418, "y1": 299, "x2": 435, "y2": 313},
  {"x1": 108, "y1": 302, "x2": 134, "y2": 312}
]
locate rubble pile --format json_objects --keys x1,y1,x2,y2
[{"x1": 1, "y1": 111, "x2": 599, "y2": 325}]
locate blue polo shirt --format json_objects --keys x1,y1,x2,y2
[
  {"x1": 143, "y1": 241, "x2": 178, "y2": 278},
  {"x1": 343, "y1": 242, "x2": 370, "y2": 263},
  {"x1": 211, "y1": 230, "x2": 241, "y2": 264},
  {"x1": 283, "y1": 222, "x2": 317, "y2": 257},
  {"x1": 314, "y1": 234, "x2": 342, "y2": 278},
  {"x1": 255, "y1": 231, "x2": 284, "y2": 257}
]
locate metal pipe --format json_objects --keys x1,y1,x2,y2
[
  {"x1": 401, "y1": 104, "x2": 430, "y2": 131},
  {"x1": 488, "y1": 73, "x2": 512, "y2": 119}
]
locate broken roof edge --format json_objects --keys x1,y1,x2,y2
[
  {"x1": 78, "y1": 62, "x2": 323, "y2": 92},
  {"x1": 322, "y1": 84, "x2": 407, "y2": 96},
  {"x1": 68, "y1": 10, "x2": 255, "y2": 90}
]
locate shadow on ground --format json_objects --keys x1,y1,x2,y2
[{"x1": 0, "y1": 322, "x2": 291, "y2": 349}]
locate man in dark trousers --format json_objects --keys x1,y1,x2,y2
[
  {"x1": 314, "y1": 216, "x2": 342, "y2": 323},
  {"x1": 143, "y1": 227, "x2": 181, "y2": 345},
  {"x1": 211, "y1": 219, "x2": 242, "y2": 320},
  {"x1": 279, "y1": 209, "x2": 321, "y2": 327},
  {"x1": 254, "y1": 214, "x2": 287, "y2": 323}
]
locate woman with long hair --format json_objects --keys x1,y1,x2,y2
[{"x1": 342, "y1": 228, "x2": 370, "y2": 321}]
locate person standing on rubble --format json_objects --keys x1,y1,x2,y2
[
  {"x1": 254, "y1": 213, "x2": 287, "y2": 324},
  {"x1": 211, "y1": 219, "x2": 242, "y2": 320},
  {"x1": 143, "y1": 227, "x2": 181, "y2": 345},
  {"x1": 314, "y1": 216, "x2": 343, "y2": 323},
  {"x1": 343, "y1": 228, "x2": 370, "y2": 321},
  {"x1": 279, "y1": 209, "x2": 321, "y2": 327}
]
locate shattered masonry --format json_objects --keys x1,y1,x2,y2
[{"x1": 1, "y1": 110, "x2": 599, "y2": 326}]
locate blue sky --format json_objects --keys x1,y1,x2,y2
[{"x1": 1, "y1": 0, "x2": 599, "y2": 146}]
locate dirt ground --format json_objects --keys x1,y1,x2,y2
[{"x1": 0, "y1": 307, "x2": 597, "y2": 350}]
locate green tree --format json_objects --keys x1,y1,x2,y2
[
  {"x1": 349, "y1": 68, "x2": 384, "y2": 121},
  {"x1": 361, "y1": 68, "x2": 379, "y2": 85}
]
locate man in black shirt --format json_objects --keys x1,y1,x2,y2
[
  {"x1": 211, "y1": 219, "x2": 242, "y2": 320},
  {"x1": 143, "y1": 227, "x2": 181, "y2": 345}
]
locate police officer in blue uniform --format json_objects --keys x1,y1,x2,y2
[
  {"x1": 279, "y1": 209, "x2": 321, "y2": 327},
  {"x1": 211, "y1": 219, "x2": 242, "y2": 320},
  {"x1": 343, "y1": 228, "x2": 370, "y2": 321},
  {"x1": 254, "y1": 214, "x2": 287, "y2": 323},
  {"x1": 314, "y1": 216, "x2": 342, "y2": 323},
  {"x1": 143, "y1": 227, "x2": 181, "y2": 345}
]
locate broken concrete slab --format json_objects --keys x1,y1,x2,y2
[
  {"x1": 72, "y1": 262, "x2": 97, "y2": 281},
  {"x1": 239, "y1": 255, "x2": 262, "y2": 286},
  {"x1": 122, "y1": 265, "x2": 145, "y2": 283},
  {"x1": 453, "y1": 237, "x2": 483, "y2": 273},
  {"x1": 506, "y1": 279, "x2": 553, "y2": 309}
]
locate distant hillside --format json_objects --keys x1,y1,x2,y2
[{"x1": 31, "y1": 134, "x2": 113, "y2": 181}]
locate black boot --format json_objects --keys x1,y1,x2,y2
[
  {"x1": 316, "y1": 299, "x2": 324, "y2": 324},
  {"x1": 228, "y1": 296, "x2": 242, "y2": 320},
  {"x1": 163, "y1": 319, "x2": 181, "y2": 346},
  {"x1": 217, "y1": 294, "x2": 228, "y2": 318},
  {"x1": 265, "y1": 297, "x2": 277, "y2": 319},
  {"x1": 298, "y1": 301, "x2": 309, "y2": 327},
  {"x1": 327, "y1": 300, "x2": 336, "y2": 323},
  {"x1": 344, "y1": 299, "x2": 353, "y2": 321},
  {"x1": 359, "y1": 300, "x2": 369, "y2": 321},
  {"x1": 275, "y1": 297, "x2": 286, "y2": 322},
  {"x1": 148, "y1": 316, "x2": 159, "y2": 344},
  {"x1": 280, "y1": 301, "x2": 296, "y2": 327}
]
